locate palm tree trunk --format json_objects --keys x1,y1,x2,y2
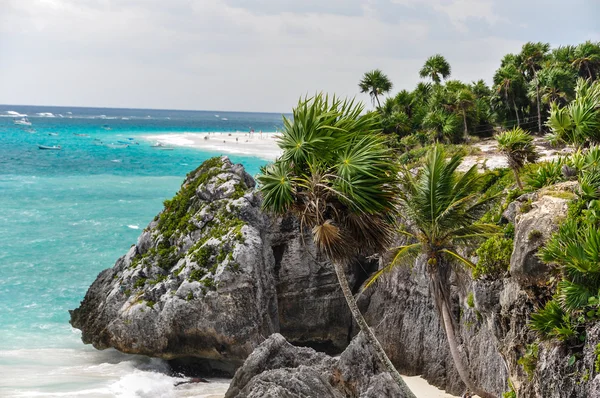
[
  {"x1": 586, "y1": 63, "x2": 593, "y2": 80},
  {"x1": 513, "y1": 167, "x2": 523, "y2": 190},
  {"x1": 440, "y1": 300, "x2": 495, "y2": 398},
  {"x1": 535, "y1": 77, "x2": 542, "y2": 133},
  {"x1": 462, "y1": 109, "x2": 468, "y2": 141},
  {"x1": 375, "y1": 93, "x2": 382, "y2": 108},
  {"x1": 512, "y1": 98, "x2": 520, "y2": 127},
  {"x1": 332, "y1": 261, "x2": 416, "y2": 398}
]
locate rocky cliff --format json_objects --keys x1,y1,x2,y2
[{"x1": 71, "y1": 157, "x2": 599, "y2": 397}]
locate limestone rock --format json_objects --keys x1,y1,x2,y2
[
  {"x1": 510, "y1": 193, "x2": 570, "y2": 287},
  {"x1": 226, "y1": 333, "x2": 406, "y2": 398}
]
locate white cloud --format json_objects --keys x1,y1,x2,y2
[{"x1": 0, "y1": 0, "x2": 594, "y2": 112}]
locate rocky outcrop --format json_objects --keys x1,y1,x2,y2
[
  {"x1": 225, "y1": 333, "x2": 406, "y2": 398},
  {"x1": 71, "y1": 158, "x2": 595, "y2": 397},
  {"x1": 70, "y1": 156, "x2": 352, "y2": 373}
]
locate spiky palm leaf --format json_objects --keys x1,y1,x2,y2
[
  {"x1": 419, "y1": 54, "x2": 451, "y2": 84},
  {"x1": 496, "y1": 127, "x2": 539, "y2": 171}
]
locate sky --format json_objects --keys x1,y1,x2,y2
[{"x1": 0, "y1": 0, "x2": 598, "y2": 113}]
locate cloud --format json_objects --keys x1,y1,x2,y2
[{"x1": 0, "y1": 0, "x2": 595, "y2": 112}]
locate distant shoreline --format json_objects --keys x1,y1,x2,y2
[{"x1": 141, "y1": 131, "x2": 283, "y2": 161}]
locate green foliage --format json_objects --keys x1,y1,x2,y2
[
  {"x1": 518, "y1": 343, "x2": 539, "y2": 379},
  {"x1": 526, "y1": 159, "x2": 565, "y2": 189},
  {"x1": 133, "y1": 278, "x2": 146, "y2": 289},
  {"x1": 158, "y1": 157, "x2": 224, "y2": 240},
  {"x1": 467, "y1": 292, "x2": 475, "y2": 308},
  {"x1": 186, "y1": 291, "x2": 194, "y2": 301},
  {"x1": 528, "y1": 229, "x2": 543, "y2": 241},
  {"x1": 595, "y1": 343, "x2": 600, "y2": 373},
  {"x1": 474, "y1": 235, "x2": 513, "y2": 279},
  {"x1": 259, "y1": 94, "x2": 399, "y2": 263},
  {"x1": 530, "y1": 299, "x2": 576, "y2": 341},
  {"x1": 146, "y1": 300, "x2": 156, "y2": 308},
  {"x1": 359, "y1": 69, "x2": 393, "y2": 107},
  {"x1": 419, "y1": 54, "x2": 451, "y2": 84},
  {"x1": 546, "y1": 79, "x2": 600, "y2": 146},
  {"x1": 496, "y1": 127, "x2": 539, "y2": 172}
]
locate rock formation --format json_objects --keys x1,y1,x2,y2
[{"x1": 71, "y1": 157, "x2": 598, "y2": 397}]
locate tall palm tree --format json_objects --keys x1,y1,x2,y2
[
  {"x1": 419, "y1": 54, "x2": 451, "y2": 84},
  {"x1": 359, "y1": 69, "x2": 393, "y2": 108},
  {"x1": 493, "y1": 64, "x2": 525, "y2": 126},
  {"x1": 519, "y1": 42, "x2": 551, "y2": 133},
  {"x1": 572, "y1": 41, "x2": 600, "y2": 80},
  {"x1": 365, "y1": 146, "x2": 498, "y2": 398},
  {"x1": 454, "y1": 88, "x2": 476, "y2": 139},
  {"x1": 495, "y1": 127, "x2": 539, "y2": 189},
  {"x1": 533, "y1": 66, "x2": 577, "y2": 106},
  {"x1": 258, "y1": 94, "x2": 416, "y2": 397}
]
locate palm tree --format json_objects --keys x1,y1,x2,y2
[
  {"x1": 493, "y1": 64, "x2": 526, "y2": 126},
  {"x1": 419, "y1": 54, "x2": 451, "y2": 84},
  {"x1": 572, "y1": 41, "x2": 600, "y2": 80},
  {"x1": 359, "y1": 69, "x2": 393, "y2": 108},
  {"x1": 495, "y1": 127, "x2": 539, "y2": 189},
  {"x1": 519, "y1": 42, "x2": 551, "y2": 133},
  {"x1": 258, "y1": 94, "x2": 416, "y2": 397},
  {"x1": 365, "y1": 146, "x2": 498, "y2": 398},
  {"x1": 454, "y1": 88, "x2": 476, "y2": 139},
  {"x1": 534, "y1": 66, "x2": 577, "y2": 106}
]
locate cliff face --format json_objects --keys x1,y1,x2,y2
[
  {"x1": 71, "y1": 158, "x2": 600, "y2": 396},
  {"x1": 70, "y1": 157, "x2": 352, "y2": 373}
]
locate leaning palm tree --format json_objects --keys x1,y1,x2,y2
[
  {"x1": 258, "y1": 94, "x2": 415, "y2": 397},
  {"x1": 572, "y1": 41, "x2": 600, "y2": 80},
  {"x1": 496, "y1": 127, "x2": 539, "y2": 189},
  {"x1": 365, "y1": 146, "x2": 499, "y2": 398},
  {"x1": 519, "y1": 42, "x2": 550, "y2": 133},
  {"x1": 359, "y1": 69, "x2": 393, "y2": 108},
  {"x1": 419, "y1": 54, "x2": 451, "y2": 84}
]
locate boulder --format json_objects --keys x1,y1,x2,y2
[
  {"x1": 510, "y1": 192, "x2": 570, "y2": 287},
  {"x1": 70, "y1": 156, "x2": 352, "y2": 372},
  {"x1": 226, "y1": 333, "x2": 407, "y2": 398}
]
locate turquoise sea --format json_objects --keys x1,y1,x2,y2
[{"x1": 0, "y1": 105, "x2": 281, "y2": 397}]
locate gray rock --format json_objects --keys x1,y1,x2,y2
[
  {"x1": 510, "y1": 193, "x2": 569, "y2": 287},
  {"x1": 226, "y1": 333, "x2": 406, "y2": 398},
  {"x1": 70, "y1": 156, "x2": 352, "y2": 371}
]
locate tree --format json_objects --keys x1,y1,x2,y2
[
  {"x1": 365, "y1": 146, "x2": 498, "y2": 398},
  {"x1": 419, "y1": 54, "x2": 451, "y2": 84},
  {"x1": 493, "y1": 64, "x2": 526, "y2": 127},
  {"x1": 519, "y1": 42, "x2": 551, "y2": 133},
  {"x1": 359, "y1": 69, "x2": 393, "y2": 108},
  {"x1": 258, "y1": 94, "x2": 416, "y2": 397},
  {"x1": 533, "y1": 66, "x2": 577, "y2": 106},
  {"x1": 454, "y1": 88, "x2": 476, "y2": 139},
  {"x1": 496, "y1": 127, "x2": 539, "y2": 189},
  {"x1": 572, "y1": 41, "x2": 600, "y2": 80}
]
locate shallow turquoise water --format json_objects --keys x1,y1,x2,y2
[{"x1": 0, "y1": 105, "x2": 278, "y2": 397}]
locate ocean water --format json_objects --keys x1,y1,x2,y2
[{"x1": 0, "y1": 105, "x2": 281, "y2": 397}]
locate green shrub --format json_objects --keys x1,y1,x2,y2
[
  {"x1": 467, "y1": 292, "x2": 475, "y2": 308},
  {"x1": 518, "y1": 343, "x2": 539, "y2": 379},
  {"x1": 528, "y1": 229, "x2": 543, "y2": 241},
  {"x1": 133, "y1": 278, "x2": 146, "y2": 289},
  {"x1": 526, "y1": 159, "x2": 565, "y2": 189},
  {"x1": 595, "y1": 343, "x2": 600, "y2": 373},
  {"x1": 530, "y1": 299, "x2": 576, "y2": 341},
  {"x1": 473, "y1": 236, "x2": 513, "y2": 279}
]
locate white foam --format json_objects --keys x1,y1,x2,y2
[
  {"x1": 6, "y1": 111, "x2": 27, "y2": 117},
  {"x1": 36, "y1": 113, "x2": 55, "y2": 118},
  {"x1": 127, "y1": 225, "x2": 140, "y2": 230}
]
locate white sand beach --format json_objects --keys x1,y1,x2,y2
[
  {"x1": 141, "y1": 132, "x2": 283, "y2": 161},
  {"x1": 200, "y1": 375, "x2": 465, "y2": 398}
]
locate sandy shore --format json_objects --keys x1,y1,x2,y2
[
  {"x1": 141, "y1": 132, "x2": 283, "y2": 161},
  {"x1": 195, "y1": 375, "x2": 464, "y2": 398}
]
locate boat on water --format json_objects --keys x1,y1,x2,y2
[
  {"x1": 151, "y1": 142, "x2": 166, "y2": 147},
  {"x1": 102, "y1": 125, "x2": 112, "y2": 130},
  {"x1": 14, "y1": 118, "x2": 32, "y2": 126},
  {"x1": 48, "y1": 132, "x2": 59, "y2": 136},
  {"x1": 73, "y1": 133, "x2": 89, "y2": 137},
  {"x1": 38, "y1": 145, "x2": 61, "y2": 150}
]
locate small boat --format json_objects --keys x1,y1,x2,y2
[
  {"x1": 151, "y1": 142, "x2": 166, "y2": 147},
  {"x1": 14, "y1": 118, "x2": 32, "y2": 126},
  {"x1": 38, "y1": 145, "x2": 61, "y2": 150},
  {"x1": 221, "y1": 118, "x2": 228, "y2": 121},
  {"x1": 48, "y1": 132, "x2": 59, "y2": 136},
  {"x1": 73, "y1": 133, "x2": 89, "y2": 137},
  {"x1": 102, "y1": 125, "x2": 111, "y2": 130}
]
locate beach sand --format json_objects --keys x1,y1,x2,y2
[
  {"x1": 193, "y1": 374, "x2": 465, "y2": 398},
  {"x1": 141, "y1": 132, "x2": 283, "y2": 161}
]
